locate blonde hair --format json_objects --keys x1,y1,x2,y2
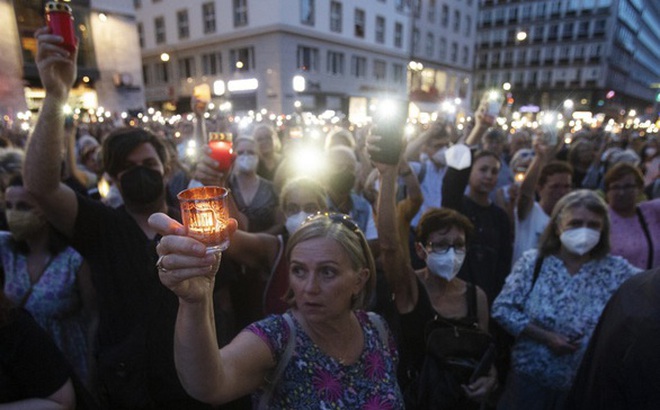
[{"x1": 284, "y1": 214, "x2": 376, "y2": 310}]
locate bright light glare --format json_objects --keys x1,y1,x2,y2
[
  {"x1": 291, "y1": 146, "x2": 325, "y2": 177},
  {"x1": 293, "y1": 75, "x2": 306, "y2": 92},
  {"x1": 378, "y1": 100, "x2": 398, "y2": 116},
  {"x1": 227, "y1": 78, "x2": 258, "y2": 92},
  {"x1": 186, "y1": 140, "x2": 198, "y2": 159}
]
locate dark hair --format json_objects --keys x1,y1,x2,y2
[
  {"x1": 6, "y1": 175, "x2": 69, "y2": 255},
  {"x1": 538, "y1": 161, "x2": 573, "y2": 188},
  {"x1": 482, "y1": 128, "x2": 506, "y2": 142},
  {"x1": 604, "y1": 162, "x2": 644, "y2": 190},
  {"x1": 538, "y1": 189, "x2": 610, "y2": 259},
  {"x1": 102, "y1": 127, "x2": 169, "y2": 177},
  {"x1": 416, "y1": 207, "x2": 474, "y2": 246},
  {"x1": 472, "y1": 149, "x2": 501, "y2": 165}
]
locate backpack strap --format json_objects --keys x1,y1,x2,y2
[
  {"x1": 367, "y1": 311, "x2": 390, "y2": 349},
  {"x1": 258, "y1": 312, "x2": 296, "y2": 410},
  {"x1": 636, "y1": 207, "x2": 654, "y2": 270}
]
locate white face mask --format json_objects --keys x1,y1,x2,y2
[
  {"x1": 425, "y1": 248, "x2": 466, "y2": 281},
  {"x1": 560, "y1": 227, "x2": 601, "y2": 256},
  {"x1": 431, "y1": 147, "x2": 448, "y2": 166},
  {"x1": 236, "y1": 154, "x2": 258, "y2": 173},
  {"x1": 285, "y1": 211, "x2": 313, "y2": 235}
]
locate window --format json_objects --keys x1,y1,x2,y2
[
  {"x1": 450, "y1": 42, "x2": 458, "y2": 63},
  {"x1": 550, "y1": 1, "x2": 562, "y2": 16},
  {"x1": 137, "y1": 22, "x2": 144, "y2": 48},
  {"x1": 548, "y1": 24, "x2": 559, "y2": 40},
  {"x1": 429, "y1": 0, "x2": 436, "y2": 23},
  {"x1": 577, "y1": 21, "x2": 589, "y2": 38},
  {"x1": 327, "y1": 51, "x2": 344, "y2": 75},
  {"x1": 134, "y1": 0, "x2": 141, "y2": 9},
  {"x1": 392, "y1": 63, "x2": 404, "y2": 83},
  {"x1": 516, "y1": 50, "x2": 526, "y2": 64},
  {"x1": 177, "y1": 10, "x2": 189, "y2": 39},
  {"x1": 155, "y1": 62, "x2": 169, "y2": 83},
  {"x1": 154, "y1": 16, "x2": 165, "y2": 44},
  {"x1": 354, "y1": 8, "x2": 365, "y2": 38},
  {"x1": 330, "y1": 1, "x2": 342, "y2": 32},
  {"x1": 594, "y1": 19, "x2": 606, "y2": 35},
  {"x1": 574, "y1": 45, "x2": 585, "y2": 59},
  {"x1": 203, "y1": 2, "x2": 216, "y2": 34},
  {"x1": 202, "y1": 52, "x2": 222, "y2": 75},
  {"x1": 426, "y1": 33, "x2": 434, "y2": 56},
  {"x1": 394, "y1": 22, "x2": 403, "y2": 48},
  {"x1": 395, "y1": 0, "x2": 405, "y2": 12},
  {"x1": 530, "y1": 48, "x2": 541, "y2": 62},
  {"x1": 559, "y1": 45, "x2": 570, "y2": 60},
  {"x1": 230, "y1": 47, "x2": 255, "y2": 72},
  {"x1": 412, "y1": 28, "x2": 420, "y2": 53},
  {"x1": 535, "y1": 2, "x2": 546, "y2": 18},
  {"x1": 142, "y1": 64, "x2": 149, "y2": 85},
  {"x1": 350, "y1": 56, "x2": 367, "y2": 78},
  {"x1": 533, "y1": 25, "x2": 544, "y2": 42},
  {"x1": 439, "y1": 38, "x2": 447, "y2": 60},
  {"x1": 178, "y1": 57, "x2": 196, "y2": 79},
  {"x1": 522, "y1": 4, "x2": 532, "y2": 19},
  {"x1": 462, "y1": 46, "x2": 469, "y2": 65},
  {"x1": 297, "y1": 46, "x2": 319, "y2": 71},
  {"x1": 464, "y1": 16, "x2": 471, "y2": 36},
  {"x1": 562, "y1": 22, "x2": 573, "y2": 39},
  {"x1": 376, "y1": 16, "x2": 385, "y2": 43},
  {"x1": 453, "y1": 10, "x2": 460, "y2": 33},
  {"x1": 373, "y1": 59, "x2": 386, "y2": 80},
  {"x1": 233, "y1": 0, "x2": 248, "y2": 27},
  {"x1": 441, "y1": 5, "x2": 449, "y2": 27},
  {"x1": 301, "y1": 0, "x2": 314, "y2": 26}
]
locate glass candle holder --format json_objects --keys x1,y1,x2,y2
[
  {"x1": 208, "y1": 132, "x2": 233, "y2": 172},
  {"x1": 177, "y1": 186, "x2": 230, "y2": 253}
]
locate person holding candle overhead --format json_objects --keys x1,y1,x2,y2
[
  {"x1": 24, "y1": 27, "x2": 215, "y2": 409},
  {"x1": 148, "y1": 210, "x2": 404, "y2": 408}
]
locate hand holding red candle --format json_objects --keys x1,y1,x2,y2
[{"x1": 208, "y1": 133, "x2": 234, "y2": 172}]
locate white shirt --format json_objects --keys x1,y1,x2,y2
[
  {"x1": 410, "y1": 159, "x2": 448, "y2": 228},
  {"x1": 513, "y1": 201, "x2": 550, "y2": 265}
]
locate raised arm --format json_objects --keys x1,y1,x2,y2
[
  {"x1": 517, "y1": 138, "x2": 554, "y2": 220},
  {"x1": 24, "y1": 28, "x2": 79, "y2": 238},
  {"x1": 149, "y1": 213, "x2": 274, "y2": 404},
  {"x1": 372, "y1": 139, "x2": 417, "y2": 310}
]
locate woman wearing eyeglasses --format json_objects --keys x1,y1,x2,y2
[
  {"x1": 492, "y1": 190, "x2": 641, "y2": 410},
  {"x1": 374, "y1": 159, "x2": 496, "y2": 409},
  {"x1": 604, "y1": 162, "x2": 660, "y2": 270},
  {"x1": 148, "y1": 211, "x2": 404, "y2": 409}
]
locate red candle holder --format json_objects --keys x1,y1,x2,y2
[
  {"x1": 208, "y1": 133, "x2": 234, "y2": 172},
  {"x1": 45, "y1": 1, "x2": 77, "y2": 53},
  {"x1": 177, "y1": 186, "x2": 230, "y2": 253}
]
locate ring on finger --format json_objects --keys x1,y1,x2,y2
[{"x1": 155, "y1": 255, "x2": 168, "y2": 272}]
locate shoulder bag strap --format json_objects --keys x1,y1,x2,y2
[
  {"x1": 367, "y1": 311, "x2": 390, "y2": 349},
  {"x1": 524, "y1": 256, "x2": 544, "y2": 300},
  {"x1": 258, "y1": 312, "x2": 296, "y2": 410},
  {"x1": 635, "y1": 207, "x2": 654, "y2": 270}
]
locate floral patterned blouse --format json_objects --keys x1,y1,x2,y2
[
  {"x1": 492, "y1": 249, "x2": 641, "y2": 390},
  {"x1": 246, "y1": 310, "x2": 404, "y2": 409}
]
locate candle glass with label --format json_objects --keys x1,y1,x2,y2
[
  {"x1": 177, "y1": 186, "x2": 231, "y2": 253},
  {"x1": 208, "y1": 133, "x2": 233, "y2": 172}
]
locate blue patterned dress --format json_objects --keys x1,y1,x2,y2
[
  {"x1": 492, "y1": 249, "x2": 641, "y2": 390},
  {"x1": 246, "y1": 310, "x2": 404, "y2": 409},
  {"x1": 0, "y1": 232, "x2": 90, "y2": 385}
]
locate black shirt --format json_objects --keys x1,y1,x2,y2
[{"x1": 72, "y1": 194, "x2": 211, "y2": 409}]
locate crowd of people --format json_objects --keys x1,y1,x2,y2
[{"x1": 1, "y1": 25, "x2": 660, "y2": 410}]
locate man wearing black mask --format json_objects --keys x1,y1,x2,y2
[{"x1": 24, "y1": 28, "x2": 213, "y2": 410}]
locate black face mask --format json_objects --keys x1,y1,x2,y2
[
  {"x1": 328, "y1": 170, "x2": 356, "y2": 195},
  {"x1": 119, "y1": 166, "x2": 164, "y2": 205}
]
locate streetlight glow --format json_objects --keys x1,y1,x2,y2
[
  {"x1": 516, "y1": 31, "x2": 527, "y2": 42},
  {"x1": 160, "y1": 53, "x2": 170, "y2": 62}
]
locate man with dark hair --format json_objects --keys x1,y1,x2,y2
[{"x1": 23, "y1": 28, "x2": 212, "y2": 409}]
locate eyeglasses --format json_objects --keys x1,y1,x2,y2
[
  {"x1": 304, "y1": 212, "x2": 361, "y2": 235},
  {"x1": 607, "y1": 184, "x2": 639, "y2": 192},
  {"x1": 284, "y1": 202, "x2": 321, "y2": 216},
  {"x1": 426, "y1": 242, "x2": 467, "y2": 255}
]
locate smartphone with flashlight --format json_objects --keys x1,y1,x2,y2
[
  {"x1": 369, "y1": 100, "x2": 407, "y2": 165},
  {"x1": 486, "y1": 91, "x2": 503, "y2": 118}
]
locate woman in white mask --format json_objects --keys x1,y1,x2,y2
[
  {"x1": 228, "y1": 137, "x2": 280, "y2": 233},
  {"x1": 374, "y1": 159, "x2": 497, "y2": 409},
  {"x1": 223, "y1": 176, "x2": 328, "y2": 315},
  {"x1": 492, "y1": 189, "x2": 641, "y2": 410}
]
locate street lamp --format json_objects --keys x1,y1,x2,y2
[
  {"x1": 160, "y1": 52, "x2": 170, "y2": 62},
  {"x1": 516, "y1": 31, "x2": 528, "y2": 42},
  {"x1": 292, "y1": 75, "x2": 306, "y2": 92},
  {"x1": 502, "y1": 82, "x2": 512, "y2": 91}
]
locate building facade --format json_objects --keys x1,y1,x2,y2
[
  {"x1": 135, "y1": 0, "x2": 480, "y2": 117},
  {"x1": 474, "y1": 0, "x2": 660, "y2": 116},
  {"x1": 0, "y1": 0, "x2": 145, "y2": 119}
]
